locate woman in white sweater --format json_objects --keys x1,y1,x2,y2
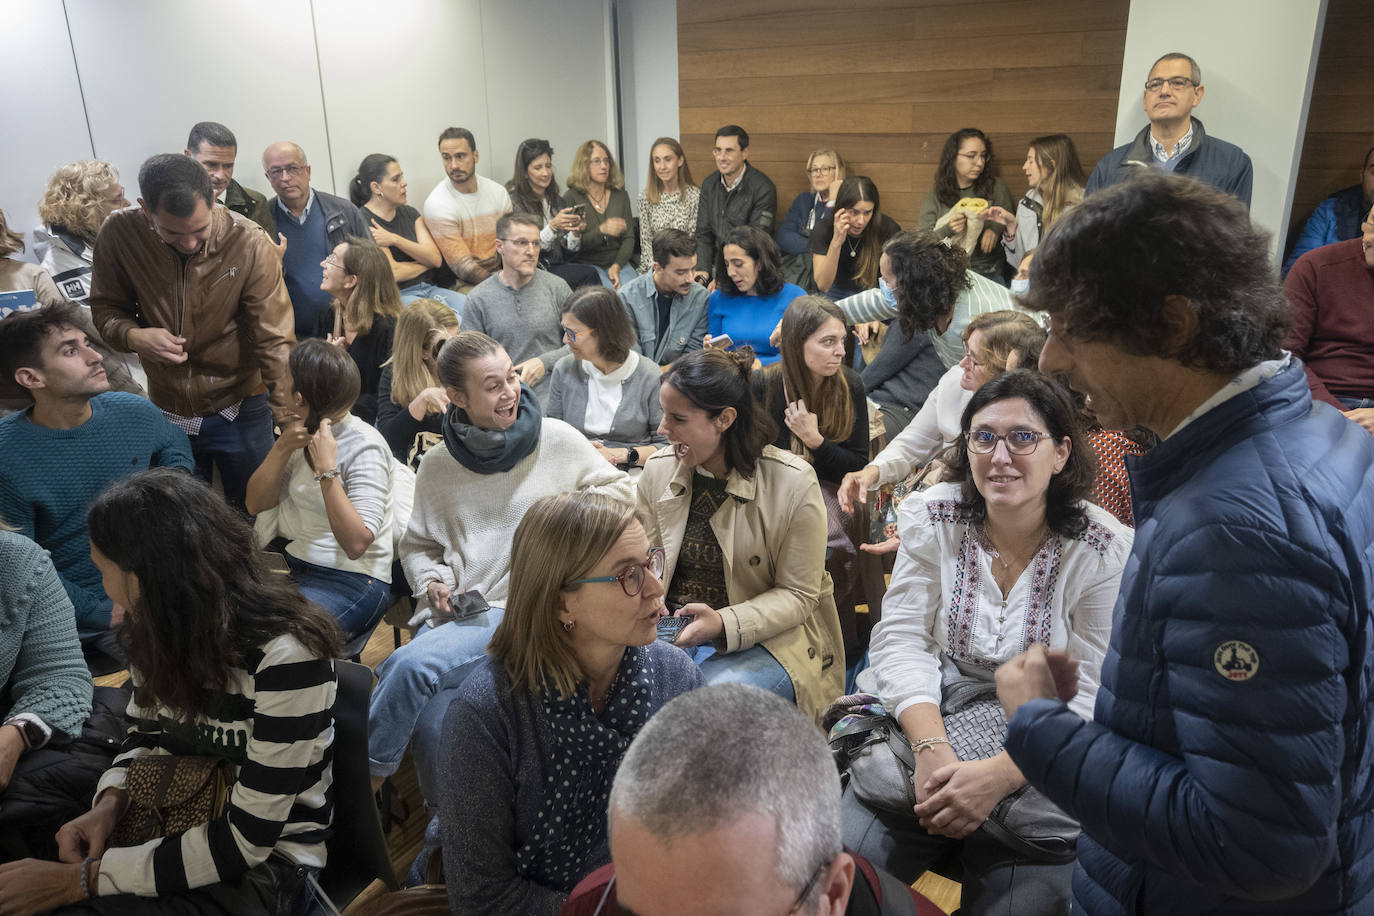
[
  {"x1": 843, "y1": 371, "x2": 1131, "y2": 915},
  {"x1": 367, "y1": 330, "x2": 634, "y2": 785}
]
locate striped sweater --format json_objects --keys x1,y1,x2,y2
[{"x1": 94, "y1": 634, "x2": 336, "y2": 897}]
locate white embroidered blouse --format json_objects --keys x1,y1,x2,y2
[{"x1": 869, "y1": 482, "x2": 1132, "y2": 722}]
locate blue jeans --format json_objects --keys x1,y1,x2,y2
[
  {"x1": 690, "y1": 643, "x2": 795, "y2": 702},
  {"x1": 401, "y1": 282, "x2": 466, "y2": 318},
  {"x1": 1338, "y1": 396, "x2": 1372, "y2": 410},
  {"x1": 285, "y1": 554, "x2": 391, "y2": 641},
  {"x1": 190, "y1": 393, "x2": 275, "y2": 513},
  {"x1": 589, "y1": 263, "x2": 638, "y2": 291},
  {"x1": 367, "y1": 606, "x2": 506, "y2": 778}
]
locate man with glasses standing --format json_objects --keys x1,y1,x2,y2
[
  {"x1": 462, "y1": 213, "x2": 571, "y2": 404},
  {"x1": 695, "y1": 125, "x2": 778, "y2": 289},
  {"x1": 1085, "y1": 52, "x2": 1253, "y2": 206},
  {"x1": 259, "y1": 141, "x2": 370, "y2": 338}
]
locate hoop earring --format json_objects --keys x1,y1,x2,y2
[{"x1": 562, "y1": 620, "x2": 574, "y2": 633}]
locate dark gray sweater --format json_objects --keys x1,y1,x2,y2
[{"x1": 438, "y1": 642, "x2": 702, "y2": 915}]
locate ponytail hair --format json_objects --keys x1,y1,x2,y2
[
  {"x1": 662, "y1": 347, "x2": 777, "y2": 479},
  {"x1": 289, "y1": 338, "x2": 361, "y2": 469},
  {"x1": 350, "y1": 153, "x2": 397, "y2": 207}
]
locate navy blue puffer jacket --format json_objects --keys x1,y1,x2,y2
[{"x1": 1005, "y1": 361, "x2": 1374, "y2": 914}]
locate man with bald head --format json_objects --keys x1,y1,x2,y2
[{"x1": 260, "y1": 141, "x2": 369, "y2": 338}]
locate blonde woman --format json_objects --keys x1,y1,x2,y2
[
  {"x1": 433, "y1": 492, "x2": 701, "y2": 913},
  {"x1": 321, "y1": 236, "x2": 404, "y2": 424},
  {"x1": 33, "y1": 160, "x2": 129, "y2": 305},
  {"x1": 563, "y1": 140, "x2": 636, "y2": 290},
  {"x1": 978, "y1": 134, "x2": 1088, "y2": 269},
  {"x1": 376, "y1": 298, "x2": 459, "y2": 467},
  {"x1": 636, "y1": 137, "x2": 699, "y2": 274},
  {"x1": 778, "y1": 148, "x2": 846, "y2": 257}
]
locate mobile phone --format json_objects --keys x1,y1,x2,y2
[
  {"x1": 657, "y1": 613, "x2": 694, "y2": 643},
  {"x1": 568, "y1": 204, "x2": 586, "y2": 217},
  {"x1": 448, "y1": 589, "x2": 491, "y2": 621},
  {"x1": 708, "y1": 333, "x2": 734, "y2": 349}
]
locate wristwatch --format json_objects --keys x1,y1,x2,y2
[
  {"x1": 3, "y1": 717, "x2": 44, "y2": 751},
  {"x1": 624, "y1": 447, "x2": 641, "y2": 467}
]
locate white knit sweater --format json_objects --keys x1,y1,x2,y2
[{"x1": 400, "y1": 418, "x2": 634, "y2": 622}]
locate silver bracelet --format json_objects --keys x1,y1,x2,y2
[{"x1": 313, "y1": 468, "x2": 339, "y2": 482}]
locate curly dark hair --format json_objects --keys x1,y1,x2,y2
[
  {"x1": 88, "y1": 469, "x2": 341, "y2": 719},
  {"x1": 1024, "y1": 172, "x2": 1288, "y2": 375},
  {"x1": 719, "y1": 225, "x2": 785, "y2": 298},
  {"x1": 662, "y1": 347, "x2": 778, "y2": 479},
  {"x1": 933, "y1": 128, "x2": 996, "y2": 209},
  {"x1": 883, "y1": 230, "x2": 971, "y2": 340},
  {"x1": 944, "y1": 370, "x2": 1095, "y2": 537}
]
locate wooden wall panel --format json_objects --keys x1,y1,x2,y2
[
  {"x1": 1286, "y1": 0, "x2": 1374, "y2": 256},
  {"x1": 676, "y1": 0, "x2": 1129, "y2": 232}
]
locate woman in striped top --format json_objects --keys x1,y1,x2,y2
[{"x1": 0, "y1": 469, "x2": 340, "y2": 915}]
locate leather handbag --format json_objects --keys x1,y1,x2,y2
[
  {"x1": 825, "y1": 681, "x2": 1079, "y2": 864},
  {"x1": 108, "y1": 755, "x2": 236, "y2": 847}
]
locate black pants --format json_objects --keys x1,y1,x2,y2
[{"x1": 53, "y1": 859, "x2": 317, "y2": 916}]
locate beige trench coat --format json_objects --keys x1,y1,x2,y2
[{"x1": 636, "y1": 444, "x2": 845, "y2": 721}]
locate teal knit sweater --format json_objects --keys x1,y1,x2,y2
[
  {"x1": 0, "y1": 392, "x2": 192, "y2": 629},
  {"x1": 0, "y1": 531, "x2": 93, "y2": 740}
]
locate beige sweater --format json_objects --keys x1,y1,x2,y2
[{"x1": 0, "y1": 258, "x2": 62, "y2": 307}]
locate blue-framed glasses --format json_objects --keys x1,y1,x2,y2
[{"x1": 569, "y1": 547, "x2": 666, "y2": 597}]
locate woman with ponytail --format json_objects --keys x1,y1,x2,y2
[
  {"x1": 351, "y1": 153, "x2": 465, "y2": 315},
  {"x1": 637, "y1": 347, "x2": 845, "y2": 720}
]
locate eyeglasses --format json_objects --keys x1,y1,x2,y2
[
  {"x1": 958, "y1": 152, "x2": 989, "y2": 162},
  {"x1": 322, "y1": 256, "x2": 342, "y2": 270},
  {"x1": 589, "y1": 157, "x2": 612, "y2": 167},
  {"x1": 1144, "y1": 76, "x2": 1198, "y2": 92},
  {"x1": 786, "y1": 859, "x2": 830, "y2": 914},
  {"x1": 960, "y1": 349, "x2": 984, "y2": 368},
  {"x1": 560, "y1": 324, "x2": 585, "y2": 342},
  {"x1": 967, "y1": 428, "x2": 1052, "y2": 455},
  {"x1": 498, "y1": 237, "x2": 540, "y2": 250},
  {"x1": 266, "y1": 164, "x2": 305, "y2": 180},
  {"x1": 807, "y1": 165, "x2": 836, "y2": 176},
  {"x1": 569, "y1": 548, "x2": 666, "y2": 597}
]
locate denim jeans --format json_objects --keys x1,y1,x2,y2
[
  {"x1": 190, "y1": 392, "x2": 275, "y2": 513},
  {"x1": 285, "y1": 554, "x2": 391, "y2": 641},
  {"x1": 1338, "y1": 396, "x2": 1373, "y2": 410},
  {"x1": 689, "y1": 643, "x2": 795, "y2": 702},
  {"x1": 401, "y1": 282, "x2": 466, "y2": 318},
  {"x1": 367, "y1": 606, "x2": 507, "y2": 778},
  {"x1": 589, "y1": 263, "x2": 638, "y2": 291}
]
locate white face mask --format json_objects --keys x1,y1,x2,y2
[{"x1": 1010, "y1": 277, "x2": 1030, "y2": 296}]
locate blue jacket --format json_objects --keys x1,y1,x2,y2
[
  {"x1": 776, "y1": 191, "x2": 831, "y2": 256},
  {"x1": 1006, "y1": 361, "x2": 1374, "y2": 914},
  {"x1": 1284, "y1": 185, "x2": 1368, "y2": 276},
  {"x1": 1086, "y1": 118, "x2": 1253, "y2": 208},
  {"x1": 617, "y1": 271, "x2": 709, "y2": 366}
]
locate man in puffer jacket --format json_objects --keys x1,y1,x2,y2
[{"x1": 995, "y1": 171, "x2": 1374, "y2": 914}]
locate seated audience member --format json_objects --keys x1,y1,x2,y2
[
  {"x1": 840, "y1": 310, "x2": 1046, "y2": 514},
  {"x1": 34, "y1": 160, "x2": 129, "y2": 305},
  {"x1": 1284, "y1": 203, "x2": 1374, "y2": 433},
  {"x1": 564, "y1": 140, "x2": 637, "y2": 290},
  {"x1": 549, "y1": 287, "x2": 667, "y2": 469},
  {"x1": 1285, "y1": 145, "x2": 1374, "y2": 274},
  {"x1": 367, "y1": 331, "x2": 632, "y2": 785},
  {"x1": 756, "y1": 296, "x2": 869, "y2": 662},
  {"x1": 351, "y1": 153, "x2": 466, "y2": 315},
  {"x1": 184, "y1": 121, "x2": 273, "y2": 230},
  {"x1": 1001, "y1": 172, "x2": 1374, "y2": 914},
  {"x1": 0, "y1": 525, "x2": 94, "y2": 858},
  {"x1": 812, "y1": 176, "x2": 902, "y2": 299},
  {"x1": 321, "y1": 236, "x2": 402, "y2": 424},
  {"x1": 90, "y1": 154, "x2": 295, "y2": 513},
  {"x1": 1085, "y1": 52, "x2": 1252, "y2": 206},
  {"x1": 831, "y1": 230, "x2": 1017, "y2": 369},
  {"x1": 247, "y1": 339, "x2": 394, "y2": 644},
  {"x1": 920, "y1": 129, "x2": 1015, "y2": 282},
  {"x1": 638, "y1": 348, "x2": 844, "y2": 719},
  {"x1": 636, "y1": 138, "x2": 700, "y2": 275},
  {"x1": 978, "y1": 134, "x2": 1086, "y2": 269},
  {"x1": 560, "y1": 685, "x2": 944, "y2": 916},
  {"x1": 0, "y1": 304, "x2": 192, "y2": 660},
  {"x1": 617, "y1": 228, "x2": 708, "y2": 366},
  {"x1": 776, "y1": 148, "x2": 845, "y2": 289},
  {"x1": 423, "y1": 127, "x2": 512, "y2": 287},
  {"x1": 845, "y1": 371, "x2": 1131, "y2": 915},
  {"x1": 506, "y1": 138, "x2": 600, "y2": 290},
  {"x1": 436, "y1": 492, "x2": 702, "y2": 915},
  {"x1": 1, "y1": 207, "x2": 61, "y2": 307},
  {"x1": 860, "y1": 326, "x2": 945, "y2": 440},
  {"x1": 260, "y1": 141, "x2": 370, "y2": 338},
  {"x1": 464, "y1": 213, "x2": 572, "y2": 404},
  {"x1": 376, "y1": 298, "x2": 458, "y2": 468},
  {"x1": 0, "y1": 469, "x2": 338, "y2": 914},
  {"x1": 706, "y1": 226, "x2": 805, "y2": 366},
  {"x1": 695, "y1": 125, "x2": 778, "y2": 287}
]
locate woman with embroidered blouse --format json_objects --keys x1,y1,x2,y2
[
  {"x1": 843, "y1": 370, "x2": 1131, "y2": 915},
  {"x1": 636, "y1": 138, "x2": 699, "y2": 276},
  {"x1": 437, "y1": 491, "x2": 701, "y2": 915}
]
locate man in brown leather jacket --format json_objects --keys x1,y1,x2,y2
[{"x1": 89, "y1": 153, "x2": 295, "y2": 512}]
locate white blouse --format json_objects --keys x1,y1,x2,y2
[
  {"x1": 869, "y1": 481, "x2": 1132, "y2": 722},
  {"x1": 583, "y1": 350, "x2": 640, "y2": 437},
  {"x1": 870, "y1": 366, "x2": 971, "y2": 485}
]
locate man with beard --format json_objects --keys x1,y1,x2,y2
[{"x1": 423, "y1": 127, "x2": 513, "y2": 288}]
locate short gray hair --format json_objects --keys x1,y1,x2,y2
[
  {"x1": 609, "y1": 685, "x2": 841, "y2": 906},
  {"x1": 1151, "y1": 51, "x2": 1201, "y2": 85}
]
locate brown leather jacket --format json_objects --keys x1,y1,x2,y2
[{"x1": 89, "y1": 207, "x2": 296, "y2": 422}]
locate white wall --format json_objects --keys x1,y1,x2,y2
[
  {"x1": 615, "y1": 0, "x2": 680, "y2": 201},
  {"x1": 1112, "y1": 0, "x2": 1327, "y2": 261},
  {"x1": 0, "y1": 0, "x2": 613, "y2": 240}
]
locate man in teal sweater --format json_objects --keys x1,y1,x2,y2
[{"x1": 0, "y1": 304, "x2": 192, "y2": 659}]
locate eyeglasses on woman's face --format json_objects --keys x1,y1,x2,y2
[
  {"x1": 807, "y1": 164, "x2": 836, "y2": 176},
  {"x1": 966, "y1": 428, "x2": 1052, "y2": 455},
  {"x1": 569, "y1": 547, "x2": 666, "y2": 597}
]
